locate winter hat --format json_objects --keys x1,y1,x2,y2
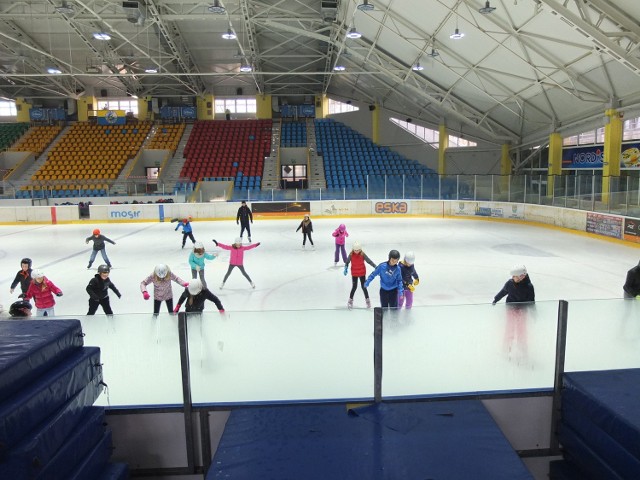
[
  {"x1": 404, "y1": 251, "x2": 415, "y2": 264},
  {"x1": 510, "y1": 265, "x2": 527, "y2": 277},
  {"x1": 93, "y1": 228, "x2": 100, "y2": 235},
  {"x1": 339, "y1": 224, "x2": 345, "y2": 231},
  {"x1": 234, "y1": 237, "x2": 242, "y2": 245},
  {"x1": 352, "y1": 241, "x2": 362, "y2": 251},
  {"x1": 388, "y1": 249, "x2": 400, "y2": 260},
  {"x1": 188, "y1": 279, "x2": 203, "y2": 295},
  {"x1": 32, "y1": 269, "x2": 44, "y2": 280}
]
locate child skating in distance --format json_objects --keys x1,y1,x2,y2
[
  {"x1": 332, "y1": 223, "x2": 349, "y2": 265},
  {"x1": 140, "y1": 264, "x2": 189, "y2": 315},
  {"x1": 296, "y1": 214, "x2": 314, "y2": 249},
  {"x1": 25, "y1": 269, "x2": 63, "y2": 317},
  {"x1": 364, "y1": 250, "x2": 403, "y2": 310},
  {"x1": 492, "y1": 265, "x2": 535, "y2": 305},
  {"x1": 189, "y1": 241, "x2": 217, "y2": 288},
  {"x1": 9, "y1": 258, "x2": 32, "y2": 299},
  {"x1": 398, "y1": 252, "x2": 420, "y2": 309},
  {"x1": 344, "y1": 241, "x2": 376, "y2": 309},
  {"x1": 213, "y1": 237, "x2": 260, "y2": 289},
  {"x1": 86, "y1": 264, "x2": 121, "y2": 315},
  {"x1": 175, "y1": 216, "x2": 196, "y2": 249},
  {"x1": 174, "y1": 279, "x2": 225, "y2": 314},
  {"x1": 86, "y1": 228, "x2": 115, "y2": 269}
]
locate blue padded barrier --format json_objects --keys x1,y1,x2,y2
[
  {"x1": 0, "y1": 382, "x2": 103, "y2": 479},
  {"x1": 0, "y1": 320, "x2": 84, "y2": 403},
  {"x1": 558, "y1": 423, "x2": 622, "y2": 480},
  {"x1": 98, "y1": 462, "x2": 130, "y2": 480},
  {"x1": 0, "y1": 347, "x2": 102, "y2": 456},
  {"x1": 548, "y1": 460, "x2": 585, "y2": 480},
  {"x1": 67, "y1": 429, "x2": 112, "y2": 480}
]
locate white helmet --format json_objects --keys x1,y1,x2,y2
[
  {"x1": 510, "y1": 265, "x2": 527, "y2": 277},
  {"x1": 404, "y1": 251, "x2": 415, "y2": 264},
  {"x1": 194, "y1": 241, "x2": 204, "y2": 250},
  {"x1": 154, "y1": 264, "x2": 169, "y2": 278},
  {"x1": 352, "y1": 241, "x2": 362, "y2": 251},
  {"x1": 234, "y1": 237, "x2": 242, "y2": 245},
  {"x1": 32, "y1": 269, "x2": 44, "y2": 280},
  {"x1": 188, "y1": 279, "x2": 203, "y2": 295}
]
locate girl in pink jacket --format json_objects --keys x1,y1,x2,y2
[
  {"x1": 332, "y1": 223, "x2": 349, "y2": 265},
  {"x1": 213, "y1": 237, "x2": 260, "y2": 289},
  {"x1": 25, "y1": 269, "x2": 63, "y2": 317}
]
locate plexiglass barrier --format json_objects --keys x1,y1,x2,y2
[{"x1": 74, "y1": 298, "x2": 640, "y2": 408}]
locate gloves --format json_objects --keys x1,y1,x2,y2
[
  {"x1": 343, "y1": 266, "x2": 348, "y2": 276},
  {"x1": 413, "y1": 279, "x2": 420, "y2": 286},
  {"x1": 173, "y1": 304, "x2": 181, "y2": 313},
  {"x1": 56, "y1": 292, "x2": 63, "y2": 297},
  {"x1": 212, "y1": 239, "x2": 218, "y2": 245},
  {"x1": 143, "y1": 291, "x2": 150, "y2": 300},
  {"x1": 407, "y1": 283, "x2": 415, "y2": 292},
  {"x1": 257, "y1": 242, "x2": 261, "y2": 246},
  {"x1": 183, "y1": 282, "x2": 189, "y2": 287}
]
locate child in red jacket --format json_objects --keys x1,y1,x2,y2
[
  {"x1": 25, "y1": 269, "x2": 63, "y2": 317},
  {"x1": 343, "y1": 241, "x2": 377, "y2": 309}
]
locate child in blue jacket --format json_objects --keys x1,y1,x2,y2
[
  {"x1": 188, "y1": 241, "x2": 216, "y2": 288},
  {"x1": 364, "y1": 249, "x2": 404, "y2": 309},
  {"x1": 175, "y1": 216, "x2": 196, "y2": 249}
]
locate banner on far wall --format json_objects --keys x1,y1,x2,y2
[
  {"x1": 585, "y1": 212, "x2": 623, "y2": 239},
  {"x1": 623, "y1": 217, "x2": 640, "y2": 243},
  {"x1": 97, "y1": 109, "x2": 126, "y2": 126},
  {"x1": 453, "y1": 201, "x2": 525, "y2": 220},
  {"x1": 562, "y1": 142, "x2": 640, "y2": 170}
]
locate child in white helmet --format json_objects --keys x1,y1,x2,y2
[
  {"x1": 140, "y1": 264, "x2": 189, "y2": 315},
  {"x1": 174, "y1": 279, "x2": 225, "y2": 314},
  {"x1": 343, "y1": 241, "x2": 377, "y2": 309},
  {"x1": 492, "y1": 265, "x2": 535, "y2": 304},
  {"x1": 24, "y1": 269, "x2": 63, "y2": 317},
  {"x1": 398, "y1": 252, "x2": 420, "y2": 309},
  {"x1": 189, "y1": 241, "x2": 217, "y2": 288}
]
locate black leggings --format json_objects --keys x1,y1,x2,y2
[
  {"x1": 223, "y1": 264, "x2": 252, "y2": 283},
  {"x1": 88, "y1": 297, "x2": 113, "y2": 315},
  {"x1": 349, "y1": 276, "x2": 369, "y2": 300},
  {"x1": 153, "y1": 298, "x2": 174, "y2": 314},
  {"x1": 182, "y1": 232, "x2": 195, "y2": 247},
  {"x1": 302, "y1": 232, "x2": 314, "y2": 245}
]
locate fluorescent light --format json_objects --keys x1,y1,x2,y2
[
  {"x1": 47, "y1": 67, "x2": 62, "y2": 74},
  {"x1": 357, "y1": 0, "x2": 374, "y2": 11},
  {"x1": 239, "y1": 64, "x2": 253, "y2": 72},
  {"x1": 145, "y1": 68, "x2": 158, "y2": 73},
  {"x1": 92, "y1": 32, "x2": 111, "y2": 41},
  {"x1": 222, "y1": 29, "x2": 236, "y2": 40},
  {"x1": 346, "y1": 27, "x2": 362, "y2": 39},
  {"x1": 449, "y1": 28, "x2": 465, "y2": 39},
  {"x1": 333, "y1": 65, "x2": 346, "y2": 71},
  {"x1": 412, "y1": 63, "x2": 424, "y2": 71},
  {"x1": 479, "y1": 1, "x2": 496, "y2": 14}
]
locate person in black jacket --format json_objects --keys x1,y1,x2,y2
[
  {"x1": 236, "y1": 201, "x2": 254, "y2": 242},
  {"x1": 86, "y1": 265, "x2": 121, "y2": 315},
  {"x1": 295, "y1": 214, "x2": 314, "y2": 248},
  {"x1": 9, "y1": 258, "x2": 33, "y2": 298},
  {"x1": 492, "y1": 265, "x2": 535, "y2": 304},
  {"x1": 173, "y1": 279, "x2": 224, "y2": 314},
  {"x1": 623, "y1": 260, "x2": 640, "y2": 299},
  {"x1": 86, "y1": 228, "x2": 116, "y2": 269}
]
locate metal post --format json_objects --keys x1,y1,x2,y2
[
  {"x1": 474, "y1": 174, "x2": 477, "y2": 201},
  {"x1": 384, "y1": 175, "x2": 387, "y2": 200},
  {"x1": 177, "y1": 312, "x2": 196, "y2": 471},
  {"x1": 200, "y1": 410, "x2": 212, "y2": 473},
  {"x1": 591, "y1": 175, "x2": 596, "y2": 212},
  {"x1": 508, "y1": 175, "x2": 511, "y2": 202},
  {"x1": 539, "y1": 174, "x2": 542, "y2": 205},
  {"x1": 523, "y1": 175, "x2": 527, "y2": 203},
  {"x1": 320, "y1": 187, "x2": 322, "y2": 201},
  {"x1": 625, "y1": 176, "x2": 630, "y2": 216},
  {"x1": 402, "y1": 174, "x2": 405, "y2": 199},
  {"x1": 420, "y1": 174, "x2": 423, "y2": 199},
  {"x1": 366, "y1": 174, "x2": 369, "y2": 200},
  {"x1": 456, "y1": 175, "x2": 459, "y2": 200},
  {"x1": 373, "y1": 307, "x2": 383, "y2": 403},
  {"x1": 491, "y1": 175, "x2": 494, "y2": 201},
  {"x1": 564, "y1": 177, "x2": 568, "y2": 208},
  {"x1": 550, "y1": 300, "x2": 569, "y2": 455}
]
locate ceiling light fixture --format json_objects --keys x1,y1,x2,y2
[
  {"x1": 92, "y1": 32, "x2": 111, "y2": 41},
  {"x1": 346, "y1": 27, "x2": 362, "y2": 39},
  {"x1": 427, "y1": 47, "x2": 440, "y2": 57},
  {"x1": 54, "y1": 1, "x2": 75, "y2": 15},
  {"x1": 357, "y1": 0, "x2": 374, "y2": 12},
  {"x1": 450, "y1": 28, "x2": 464, "y2": 39},
  {"x1": 333, "y1": 65, "x2": 346, "y2": 71},
  {"x1": 222, "y1": 29, "x2": 236, "y2": 40},
  {"x1": 208, "y1": 0, "x2": 226, "y2": 14},
  {"x1": 47, "y1": 67, "x2": 62, "y2": 74},
  {"x1": 412, "y1": 62, "x2": 424, "y2": 71},
  {"x1": 240, "y1": 64, "x2": 253, "y2": 72},
  {"x1": 478, "y1": 1, "x2": 496, "y2": 14}
]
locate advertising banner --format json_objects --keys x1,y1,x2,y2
[
  {"x1": 623, "y1": 217, "x2": 640, "y2": 243},
  {"x1": 562, "y1": 142, "x2": 640, "y2": 170},
  {"x1": 452, "y1": 202, "x2": 524, "y2": 220},
  {"x1": 585, "y1": 212, "x2": 623, "y2": 239},
  {"x1": 97, "y1": 110, "x2": 126, "y2": 126}
]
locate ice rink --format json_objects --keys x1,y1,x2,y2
[{"x1": 0, "y1": 215, "x2": 637, "y2": 315}]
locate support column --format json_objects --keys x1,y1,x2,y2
[
  {"x1": 547, "y1": 132, "x2": 563, "y2": 197},
  {"x1": 438, "y1": 124, "x2": 448, "y2": 175},
  {"x1": 315, "y1": 95, "x2": 327, "y2": 119},
  {"x1": 256, "y1": 95, "x2": 272, "y2": 119},
  {"x1": 602, "y1": 108, "x2": 622, "y2": 204},
  {"x1": 197, "y1": 94, "x2": 214, "y2": 120},
  {"x1": 500, "y1": 143, "x2": 511, "y2": 193},
  {"x1": 371, "y1": 104, "x2": 379, "y2": 144},
  {"x1": 15, "y1": 98, "x2": 30, "y2": 123}
]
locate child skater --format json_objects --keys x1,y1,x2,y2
[
  {"x1": 332, "y1": 223, "x2": 349, "y2": 265},
  {"x1": 398, "y1": 252, "x2": 420, "y2": 309},
  {"x1": 9, "y1": 257, "x2": 32, "y2": 298},
  {"x1": 140, "y1": 264, "x2": 189, "y2": 315},
  {"x1": 296, "y1": 214, "x2": 314, "y2": 249},
  {"x1": 364, "y1": 250, "x2": 403, "y2": 310},
  {"x1": 343, "y1": 241, "x2": 376, "y2": 309},
  {"x1": 25, "y1": 269, "x2": 63, "y2": 317},
  {"x1": 86, "y1": 228, "x2": 115, "y2": 269},
  {"x1": 213, "y1": 237, "x2": 260, "y2": 289},
  {"x1": 174, "y1": 279, "x2": 225, "y2": 314},
  {"x1": 492, "y1": 265, "x2": 535, "y2": 305},
  {"x1": 189, "y1": 241, "x2": 217, "y2": 288},
  {"x1": 175, "y1": 216, "x2": 196, "y2": 249},
  {"x1": 86, "y1": 264, "x2": 121, "y2": 315}
]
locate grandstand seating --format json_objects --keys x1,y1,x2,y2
[
  {"x1": 181, "y1": 120, "x2": 271, "y2": 190},
  {"x1": 281, "y1": 121, "x2": 307, "y2": 148},
  {"x1": 10, "y1": 125, "x2": 62, "y2": 156},
  {"x1": 0, "y1": 122, "x2": 30, "y2": 151},
  {"x1": 146, "y1": 123, "x2": 186, "y2": 151},
  {"x1": 19, "y1": 122, "x2": 152, "y2": 198}
]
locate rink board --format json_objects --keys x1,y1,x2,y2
[
  {"x1": 0, "y1": 319, "x2": 84, "y2": 402},
  {"x1": 207, "y1": 400, "x2": 533, "y2": 480}
]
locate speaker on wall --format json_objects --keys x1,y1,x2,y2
[
  {"x1": 236, "y1": 87, "x2": 243, "y2": 95},
  {"x1": 100, "y1": 89, "x2": 108, "y2": 97},
  {"x1": 316, "y1": 100, "x2": 321, "y2": 107},
  {"x1": 368, "y1": 105, "x2": 375, "y2": 111}
]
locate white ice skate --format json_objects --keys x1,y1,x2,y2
[{"x1": 347, "y1": 298, "x2": 353, "y2": 310}]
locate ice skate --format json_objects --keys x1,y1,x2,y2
[
  {"x1": 366, "y1": 298, "x2": 371, "y2": 308},
  {"x1": 220, "y1": 282, "x2": 225, "y2": 289},
  {"x1": 347, "y1": 298, "x2": 353, "y2": 310},
  {"x1": 250, "y1": 282, "x2": 255, "y2": 288},
  {"x1": 302, "y1": 244, "x2": 306, "y2": 249},
  {"x1": 248, "y1": 237, "x2": 251, "y2": 242}
]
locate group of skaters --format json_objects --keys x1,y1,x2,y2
[{"x1": 4, "y1": 200, "x2": 640, "y2": 318}]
